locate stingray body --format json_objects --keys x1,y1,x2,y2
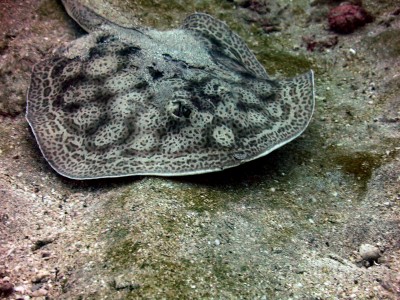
[{"x1": 26, "y1": 0, "x2": 315, "y2": 179}]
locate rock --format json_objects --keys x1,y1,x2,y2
[
  {"x1": 41, "y1": 251, "x2": 51, "y2": 258},
  {"x1": 328, "y1": 4, "x2": 373, "y2": 34},
  {"x1": 13, "y1": 285, "x2": 26, "y2": 293},
  {"x1": 31, "y1": 283, "x2": 43, "y2": 292},
  {"x1": 30, "y1": 288, "x2": 48, "y2": 297},
  {"x1": 0, "y1": 281, "x2": 14, "y2": 297},
  {"x1": 113, "y1": 274, "x2": 140, "y2": 291},
  {"x1": 31, "y1": 238, "x2": 54, "y2": 251},
  {"x1": 32, "y1": 270, "x2": 50, "y2": 283},
  {"x1": 359, "y1": 244, "x2": 381, "y2": 263}
]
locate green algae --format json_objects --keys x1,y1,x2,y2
[
  {"x1": 98, "y1": 179, "x2": 314, "y2": 297},
  {"x1": 364, "y1": 0, "x2": 400, "y2": 14},
  {"x1": 106, "y1": 239, "x2": 142, "y2": 271},
  {"x1": 170, "y1": 185, "x2": 242, "y2": 213},
  {"x1": 36, "y1": 0, "x2": 66, "y2": 21},
  {"x1": 365, "y1": 29, "x2": 400, "y2": 59},
  {"x1": 335, "y1": 152, "x2": 383, "y2": 182},
  {"x1": 321, "y1": 145, "x2": 393, "y2": 193},
  {"x1": 257, "y1": 45, "x2": 314, "y2": 76},
  {"x1": 117, "y1": 0, "x2": 234, "y2": 28}
]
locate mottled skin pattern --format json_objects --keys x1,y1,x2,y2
[{"x1": 26, "y1": 0, "x2": 315, "y2": 179}]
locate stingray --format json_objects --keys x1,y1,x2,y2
[{"x1": 26, "y1": 0, "x2": 315, "y2": 179}]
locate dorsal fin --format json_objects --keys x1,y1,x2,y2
[
  {"x1": 181, "y1": 13, "x2": 269, "y2": 79},
  {"x1": 61, "y1": 0, "x2": 113, "y2": 32},
  {"x1": 61, "y1": 0, "x2": 142, "y2": 33}
]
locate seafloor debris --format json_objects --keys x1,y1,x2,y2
[
  {"x1": 328, "y1": 4, "x2": 373, "y2": 34},
  {"x1": 302, "y1": 34, "x2": 338, "y2": 51}
]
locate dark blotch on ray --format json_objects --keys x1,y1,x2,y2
[
  {"x1": 60, "y1": 74, "x2": 87, "y2": 94},
  {"x1": 117, "y1": 46, "x2": 141, "y2": 57},
  {"x1": 147, "y1": 66, "x2": 164, "y2": 80},
  {"x1": 50, "y1": 59, "x2": 69, "y2": 78}
]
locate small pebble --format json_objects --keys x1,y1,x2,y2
[
  {"x1": 41, "y1": 251, "x2": 52, "y2": 258},
  {"x1": 31, "y1": 283, "x2": 43, "y2": 292},
  {"x1": 359, "y1": 244, "x2": 381, "y2": 262},
  {"x1": 32, "y1": 270, "x2": 50, "y2": 283},
  {"x1": 113, "y1": 276, "x2": 140, "y2": 290},
  {"x1": 14, "y1": 285, "x2": 26, "y2": 293},
  {"x1": 30, "y1": 288, "x2": 48, "y2": 297}
]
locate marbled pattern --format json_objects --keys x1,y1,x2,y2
[{"x1": 26, "y1": 0, "x2": 314, "y2": 179}]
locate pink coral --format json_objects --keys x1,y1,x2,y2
[{"x1": 328, "y1": 4, "x2": 373, "y2": 34}]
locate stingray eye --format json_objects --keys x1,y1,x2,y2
[{"x1": 169, "y1": 100, "x2": 191, "y2": 119}]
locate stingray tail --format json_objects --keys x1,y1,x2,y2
[{"x1": 61, "y1": 0, "x2": 114, "y2": 32}]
